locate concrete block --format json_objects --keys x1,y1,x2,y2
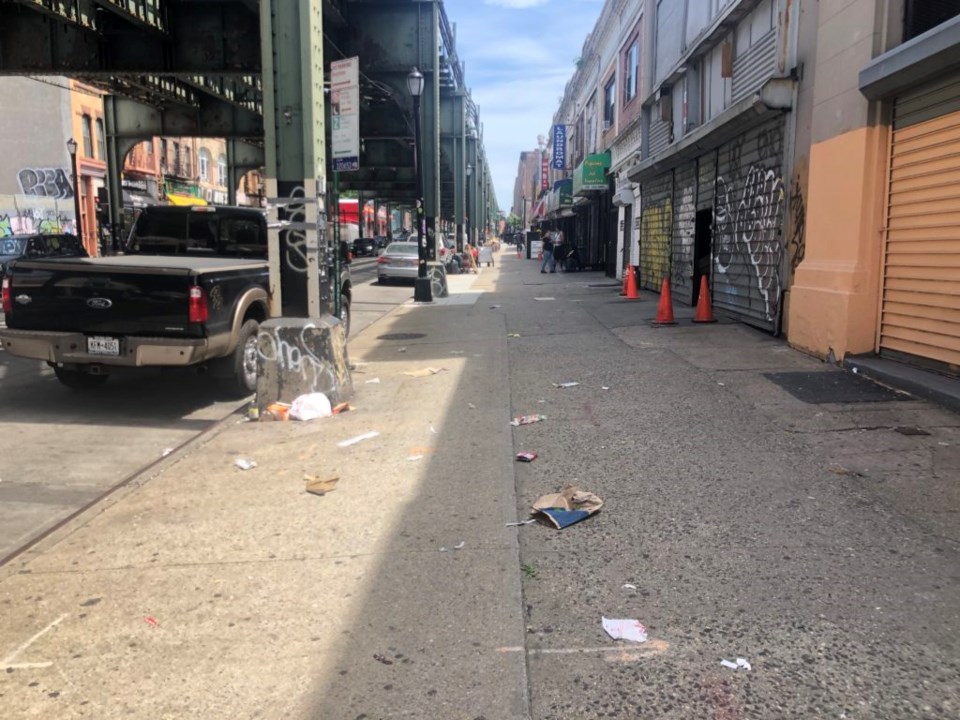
[
  {"x1": 428, "y1": 261, "x2": 448, "y2": 298},
  {"x1": 255, "y1": 316, "x2": 353, "y2": 411}
]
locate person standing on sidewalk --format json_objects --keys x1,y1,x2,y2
[{"x1": 540, "y1": 231, "x2": 556, "y2": 273}]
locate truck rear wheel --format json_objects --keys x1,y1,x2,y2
[
  {"x1": 225, "y1": 319, "x2": 260, "y2": 397},
  {"x1": 52, "y1": 366, "x2": 110, "y2": 390},
  {"x1": 340, "y1": 294, "x2": 351, "y2": 338}
]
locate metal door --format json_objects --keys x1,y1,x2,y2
[
  {"x1": 639, "y1": 171, "x2": 672, "y2": 292},
  {"x1": 881, "y1": 72, "x2": 960, "y2": 371},
  {"x1": 713, "y1": 117, "x2": 785, "y2": 330}
]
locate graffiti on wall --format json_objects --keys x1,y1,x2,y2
[
  {"x1": 641, "y1": 197, "x2": 671, "y2": 288},
  {"x1": 786, "y1": 174, "x2": 806, "y2": 273},
  {"x1": 17, "y1": 168, "x2": 74, "y2": 199},
  {"x1": 0, "y1": 209, "x2": 75, "y2": 237}
]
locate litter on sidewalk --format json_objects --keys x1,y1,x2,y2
[
  {"x1": 305, "y1": 475, "x2": 339, "y2": 496},
  {"x1": 602, "y1": 617, "x2": 648, "y2": 643},
  {"x1": 234, "y1": 458, "x2": 257, "y2": 471},
  {"x1": 721, "y1": 658, "x2": 752, "y2": 671},
  {"x1": 505, "y1": 519, "x2": 537, "y2": 527},
  {"x1": 511, "y1": 414, "x2": 546, "y2": 426},
  {"x1": 337, "y1": 431, "x2": 380, "y2": 447},
  {"x1": 404, "y1": 367, "x2": 447, "y2": 377},
  {"x1": 289, "y1": 392, "x2": 332, "y2": 421},
  {"x1": 516, "y1": 451, "x2": 538, "y2": 462},
  {"x1": 531, "y1": 485, "x2": 603, "y2": 529},
  {"x1": 366, "y1": 378, "x2": 381, "y2": 384},
  {"x1": 553, "y1": 381, "x2": 580, "y2": 389}
]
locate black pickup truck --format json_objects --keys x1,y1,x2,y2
[{"x1": 0, "y1": 205, "x2": 351, "y2": 395}]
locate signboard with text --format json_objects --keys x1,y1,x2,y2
[
  {"x1": 552, "y1": 124, "x2": 566, "y2": 169},
  {"x1": 541, "y1": 153, "x2": 549, "y2": 191},
  {"x1": 331, "y1": 57, "x2": 360, "y2": 172}
]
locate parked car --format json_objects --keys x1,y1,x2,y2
[
  {"x1": 372, "y1": 236, "x2": 389, "y2": 252},
  {"x1": 352, "y1": 237, "x2": 376, "y2": 256},
  {"x1": 0, "y1": 206, "x2": 352, "y2": 394},
  {"x1": 0, "y1": 233, "x2": 87, "y2": 275},
  {"x1": 376, "y1": 241, "x2": 419, "y2": 283}
]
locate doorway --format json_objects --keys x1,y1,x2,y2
[{"x1": 692, "y1": 208, "x2": 712, "y2": 307}]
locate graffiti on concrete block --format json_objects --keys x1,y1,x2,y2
[
  {"x1": 257, "y1": 324, "x2": 337, "y2": 394},
  {"x1": 17, "y1": 168, "x2": 74, "y2": 199}
]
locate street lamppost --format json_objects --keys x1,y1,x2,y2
[
  {"x1": 66, "y1": 138, "x2": 84, "y2": 250},
  {"x1": 408, "y1": 66, "x2": 432, "y2": 302},
  {"x1": 465, "y1": 162, "x2": 473, "y2": 248}
]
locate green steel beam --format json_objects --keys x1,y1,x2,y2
[{"x1": 261, "y1": 0, "x2": 327, "y2": 318}]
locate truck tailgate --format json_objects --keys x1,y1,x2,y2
[{"x1": 6, "y1": 257, "x2": 196, "y2": 335}]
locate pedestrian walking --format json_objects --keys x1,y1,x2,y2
[{"x1": 540, "y1": 231, "x2": 556, "y2": 273}]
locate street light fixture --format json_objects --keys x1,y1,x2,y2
[
  {"x1": 66, "y1": 138, "x2": 84, "y2": 251},
  {"x1": 408, "y1": 66, "x2": 432, "y2": 303},
  {"x1": 466, "y1": 162, "x2": 473, "y2": 248}
]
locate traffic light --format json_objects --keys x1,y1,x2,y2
[{"x1": 95, "y1": 187, "x2": 110, "y2": 225}]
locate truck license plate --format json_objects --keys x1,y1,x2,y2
[{"x1": 87, "y1": 336, "x2": 120, "y2": 356}]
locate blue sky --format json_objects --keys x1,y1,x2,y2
[{"x1": 446, "y1": 0, "x2": 605, "y2": 215}]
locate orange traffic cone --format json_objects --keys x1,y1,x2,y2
[
  {"x1": 624, "y1": 266, "x2": 641, "y2": 300},
  {"x1": 537, "y1": 249, "x2": 543, "y2": 261},
  {"x1": 652, "y1": 277, "x2": 676, "y2": 326},
  {"x1": 692, "y1": 276, "x2": 717, "y2": 323}
]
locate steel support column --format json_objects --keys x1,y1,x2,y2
[
  {"x1": 103, "y1": 95, "x2": 141, "y2": 249},
  {"x1": 416, "y1": 2, "x2": 441, "y2": 261},
  {"x1": 260, "y1": 0, "x2": 326, "y2": 318},
  {"x1": 466, "y1": 134, "x2": 478, "y2": 246}
]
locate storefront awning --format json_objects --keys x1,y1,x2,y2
[{"x1": 166, "y1": 193, "x2": 208, "y2": 207}]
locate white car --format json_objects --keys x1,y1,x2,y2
[{"x1": 376, "y1": 242, "x2": 420, "y2": 283}]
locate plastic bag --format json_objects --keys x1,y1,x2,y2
[{"x1": 288, "y1": 392, "x2": 332, "y2": 421}]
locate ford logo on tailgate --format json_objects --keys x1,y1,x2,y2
[{"x1": 86, "y1": 297, "x2": 113, "y2": 310}]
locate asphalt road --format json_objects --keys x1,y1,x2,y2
[{"x1": 0, "y1": 259, "x2": 408, "y2": 565}]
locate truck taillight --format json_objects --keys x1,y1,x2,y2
[
  {"x1": 2, "y1": 276, "x2": 11, "y2": 316},
  {"x1": 188, "y1": 285, "x2": 208, "y2": 323}
]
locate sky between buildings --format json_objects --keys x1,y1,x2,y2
[{"x1": 448, "y1": 0, "x2": 605, "y2": 213}]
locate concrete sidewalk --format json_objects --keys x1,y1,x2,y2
[{"x1": 1, "y1": 248, "x2": 958, "y2": 719}]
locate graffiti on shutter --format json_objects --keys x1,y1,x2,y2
[
  {"x1": 672, "y1": 164, "x2": 697, "y2": 300},
  {"x1": 640, "y1": 171, "x2": 673, "y2": 291},
  {"x1": 714, "y1": 118, "x2": 785, "y2": 329}
]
